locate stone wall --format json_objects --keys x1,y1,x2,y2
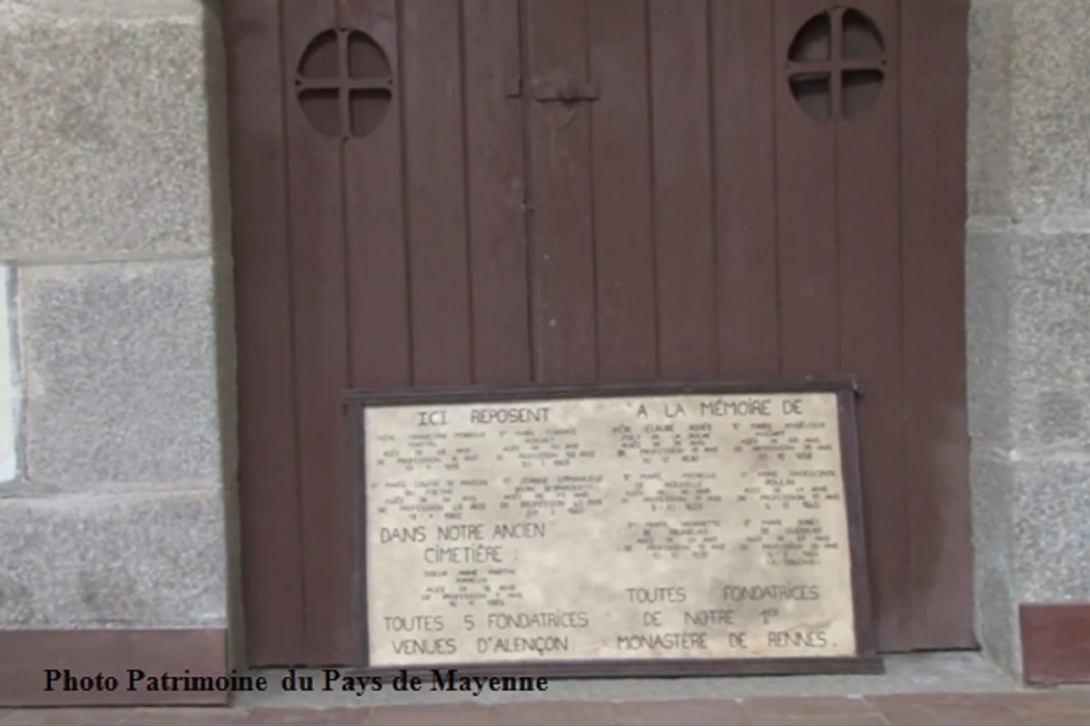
[
  {"x1": 0, "y1": 0, "x2": 235, "y2": 637},
  {"x1": 967, "y1": 0, "x2": 1090, "y2": 677}
]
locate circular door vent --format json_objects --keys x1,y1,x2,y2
[
  {"x1": 296, "y1": 28, "x2": 393, "y2": 140},
  {"x1": 787, "y1": 8, "x2": 886, "y2": 123}
]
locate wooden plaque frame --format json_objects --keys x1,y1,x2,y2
[{"x1": 343, "y1": 378, "x2": 881, "y2": 678}]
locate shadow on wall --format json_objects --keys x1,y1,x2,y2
[{"x1": 198, "y1": 0, "x2": 246, "y2": 672}]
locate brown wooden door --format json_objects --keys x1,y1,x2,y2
[{"x1": 225, "y1": 0, "x2": 973, "y2": 666}]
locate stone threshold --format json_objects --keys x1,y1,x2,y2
[
  {"x1": 235, "y1": 652, "x2": 1019, "y2": 708},
  {"x1": 6, "y1": 654, "x2": 1090, "y2": 724},
  {"x1": 5, "y1": 690, "x2": 1090, "y2": 725}
]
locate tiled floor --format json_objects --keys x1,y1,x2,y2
[
  {"x1": 4, "y1": 655, "x2": 1089, "y2": 725},
  {"x1": 4, "y1": 691, "x2": 1090, "y2": 725}
]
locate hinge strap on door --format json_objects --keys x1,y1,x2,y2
[
  {"x1": 505, "y1": 75, "x2": 523, "y2": 98},
  {"x1": 532, "y1": 79, "x2": 599, "y2": 103}
]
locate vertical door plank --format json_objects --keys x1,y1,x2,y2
[
  {"x1": 901, "y1": 0, "x2": 975, "y2": 649},
  {"x1": 401, "y1": 0, "x2": 473, "y2": 386},
  {"x1": 524, "y1": 0, "x2": 598, "y2": 384},
  {"x1": 774, "y1": 0, "x2": 839, "y2": 376},
  {"x1": 224, "y1": 0, "x2": 306, "y2": 666},
  {"x1": 711, "y1": 1, "x2": 780, "y2": 378},
  {"x1": 340, "y1": 0, "x2": 410, "y2": 666},
  {"x1": 648, "y1": 0, "x2": 717, "y2": 380},
  {"x1": 587, "y1": 0, "x2": 658, "y2": 381},
  {"x1": 835, "y1": 0, "x2": 910, "y2": 651},
  {"x1": 341, "y1": 0, "x2": 412, "y2": 391},
  {"x1": 464, "y1": 0, "x2": 533, "y2": 385},
  {"x1": 282, "y1": 0, "x2": 354, "y2": 663}
]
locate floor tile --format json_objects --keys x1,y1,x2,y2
[
  {"x1": 4, "y1": 690, "x2": 1090, "y2": 726},
  {"x1": 365, "y1": 704, "x2": 494, "y2": 725},
  {"x1": 613, "y1": 699, "x2": 750, "y2": 725},
  {"x1": 491, "y1": 701, "x2": 615, "y2": 725},
  {"x1": 867, "y1": 694, "x2": 1025, "y2": 725},
  {"x1": 741, "y1": 697, "x2": 886, "y2": 725},
  {"x1": 119, "y1": 707, "x2": 247, "y2": 725},
  {"x1": 2, "y1": 708, "x2": 132, "y2": 726},
  {"x1": 244, "y1": 706, "x2": 371, "y2": 725}
]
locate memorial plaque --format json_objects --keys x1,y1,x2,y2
[{"x1": 344, "y1": 381, "x2": 879, "y2": 677}]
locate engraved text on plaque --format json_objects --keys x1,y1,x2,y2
[{"x1": 354, "y1": 387, "x2": 870, "y2": 671}]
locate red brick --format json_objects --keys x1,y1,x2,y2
[{"x1": 613, "y1": 699, "x2": 750, "y2": 725}]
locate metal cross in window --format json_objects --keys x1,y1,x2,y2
[
  {"x1": 787, "y1": 8, "x2": 887, "y2": 123},
  {"x1": 296, "y1": 28, "x2": 394, "y2": 140}
]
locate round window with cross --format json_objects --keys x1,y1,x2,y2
[
  {"x1": 296, "y1": 28, "x2": 393, "y2": 140},
  {"x1": 787, "y1": 7, "x2": 886, "y2": 123}
]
